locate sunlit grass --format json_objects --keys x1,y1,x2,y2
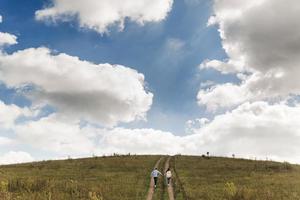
[
  {"x1": 175, "y1": 156, "x2": 300, "y2": 200},
  {"x1": 1, "y1": 155, "x2": 299, "y2": 200},
  {"x1": 0, "y1": 155, "x2": 160, "y2": 200}
]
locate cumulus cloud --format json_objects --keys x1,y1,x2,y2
[
  {"x1": 197, "y1": 83, "x2": 251, "y2": 111},
  {"x1": 0, "y1": 16, "x2": 18, "y2": 47},
  {"x1": 0, "y1": 101, "x2": 31, "y2": 129},
  {"x1": 190, "y1": 101, "x2": 300, "y2": 163},
  {"x1": 96, "y1": 127, "x2": 184, "y2": 155},
  {"x1": 13, "y1": 113, "x2": 183, "y2": 156},
  {"x1": 0, "y1": 25, "x2": 154, "y2": 163},
  {"x1": 2, "y1": 99, "x2": 300, "y2": 163},
  {"x1": 15, "y1": 114, "x2": 96, "y2": 155},
  {"x1": 35, "y1": 0, "x2": 173, "y2": 33},
  {"x1": 0, "y1": 32, "x2": 17, "y2": 47},
  {"x1": 198, "y1": 0, "x2": 300, "y2": 110},
  {"x1": 0, "y1": 137, "x2": 14, "y2": 146},
  {"x1": 0, "y1": 151, "x2": 34, "y2": 165},
  {"x1": 0, "y1": 47, "x2": 153, "y2": 126},
  {"x1": 0, "y1": 103, "x2": 182, "y2": 157},
  {"x1": 95, "y1": 102, "x2": 300, "y2": 163}
]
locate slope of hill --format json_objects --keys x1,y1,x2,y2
[
  {"x1": 0, "y1": 155, "x2": 300, "y2": 200},
  {"x1": 0, "y1": 155, "x2": 160, "y2": 200},
  {"x1": 175, "y1": 156, "x2": 300, "y2": 200}
]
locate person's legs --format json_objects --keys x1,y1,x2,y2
[
  {"x1": 154, "y1": 177, "x2": 158, "y2": 187},
  {"x1": 167, "y1": 178, "x2": 171, "y2": 185}
]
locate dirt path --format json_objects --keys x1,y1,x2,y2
[
  {"x1": 146, "y1": 157, "x2": 163, "y2": 200},
  {"x1": 164, "y1": 157, "x2": 175, "y2": 200}
]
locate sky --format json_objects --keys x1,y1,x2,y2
[{"x1": 0, "y1": 0, "x2": 300, "y2": 164}]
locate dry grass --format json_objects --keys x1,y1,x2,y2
[
  {"x1": 0, "y1": 155, "x2": 160, "y2": 200},
  {"x1": 1, "y1": 155, "x2": 299, "y2": 200},
  {"x1": 175, "y1": 155, "x2": 300, "y2": 200}
]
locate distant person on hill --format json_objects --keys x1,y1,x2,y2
[
  {"x1": 165, "y1": 168, "x2": 172, "y2": 186},
  {"x1": 151, "y1": 167, "x2": 162, "y2": 188}
]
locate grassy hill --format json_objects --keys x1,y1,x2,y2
[
  {"x1": 0, "y1": 155, "x2": 300, "y2": 200},
  {"x1": 175, "y1": 156, "x2": 300, "y2": 200},
  {"x1": 0, "y1": 155, "x2": 160, "y2": 200}
]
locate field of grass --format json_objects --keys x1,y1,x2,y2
[
  {"x1": 175, "y1": 156, "x2": 300, "y2": 200},
  {"x1": 0, "y1": 155, "x2": 161, "y2": 200},
  {"x1": 1, "y1": 155, "x2": 300, "y2": 200}
]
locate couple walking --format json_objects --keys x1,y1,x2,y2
[{"x1": 151, "y1": 167, "x2": 172, "y2": 188}]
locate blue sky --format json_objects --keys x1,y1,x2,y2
[
  {"x1": 0, "y1": 0, "x2": 229, "y2": 134},
  {"x1": 1, "y1": 0, "x2": 299, "y2": 164}
]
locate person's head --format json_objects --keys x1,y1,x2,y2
[
  {"x1": 166, "y1": 168, "x2": 170, "y2": 172},
  {"x1": 155, "y1": 167, "x2": 157, "y2": 170}
]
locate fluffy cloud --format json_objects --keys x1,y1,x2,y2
[
  {"x1": 0, "y1": 15, "x2": 18, "y2": 47},
  {"x1": 95, "y1": 101, "x2": 300, "y2": 163},
  {"x1": 197, "y1": 83, "x2": 251, "y2": 111},
  {"x1": 0, "y1": 32, "x2": 17, "y2": 47},
  {"x1": 0, "y1": 47, "x2": 153, "y2": 126},
  {"x1": 2, "y1": 99, "x2": 300, "y2": 163},
  {"x1": 15, "y1": 114, "x2": 96, "y2": 155},
  {"x1": 189, "y1": 101, "x2": 300, "y2": 163},
  {"x1": 0, "y1": 137, "x2": 14, "y2": 146},
  {"x1": 14, "y1": 113, "x2": 183, "y2": 156},
  {"x1": 0, "y1": 103, "x2": 183, "y2": 157},
  {"x1": 96, "y1": 127, "x2": 185, "y2": 155},
  {"x1": 0, "y1": 151, "x2": 34, "y2": 165},
  {"x1": 0, "y1": 101, "x2": 31, "y2": 129},
  {"x1": 198, "y1": 0, "x2": 300, "y2": 109},
  {"x1": 35, "y1": 0, "x2": 173, "y2": 33}
]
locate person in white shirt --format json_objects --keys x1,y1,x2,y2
[
  {"x1": 165, "y1": 168, "x2": 172, "y2": 186},
  {"x1": 151, "y1": 168, "x2": 162, "y2": 188}
]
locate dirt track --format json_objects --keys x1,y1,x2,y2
[
  {"x1": 164, "y1": 157, "x2": 175, "y2": 200},
  {"x1": 146, "y1": 156, "x2": 175, "y2": 200},
  {"x1": 146, "y1": 157, "x2": 163, "y2": 200}
]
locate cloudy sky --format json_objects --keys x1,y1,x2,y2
[{"x1": 1, "y1": 0, "x2": 300, "y2": 164}]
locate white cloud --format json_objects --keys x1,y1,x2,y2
[
  {"x1": 2, "y1": 100, "x2": 300, "y2": 163},
  {"x1": 35, "y1": 0, "x2": 173, "y2": 33},
  {"x1": 0, "y1": 151, "x2": 34, "y2": 165},
  {"x1": 0, "y1": 15, "x2": 18, "y2": 47},
  {"x1": 189, "y1": 101, "x2": 300, "y2": 163},
  {"x1": 0, "y1": 101, "x2": 31, "y2": 129},
  {"x1": 0, "y1": 47, "x2": 153, "y2": 126},
  {"x1": 198, "y1": 0, "x2": 300, "y2": 110},
  {"x1": 197, "y1": 83, "x2": 250, "y2": 111},
  {"x1": 96, "y1": 102, "x2": 300, "y2": 163},
  {"x1": 200, "y1": 59, "x2": 244, "y2": 74},
  {"x1": 0, "y1": 15, "x2": 2, "y2": 23},
  {"x1": 96, "y1": 127, "x2": 184, "y2": 155},
  {"x1": 0, "y1": 32, "x2": 17, "y2": 47},
  {"x1": 0, "y1": 137, "x2": 14, "y2": 146},
  {"x1": 14, "y1": 113, "x2": 183, "y2": 156},
  {"x1": 185, "y1": 118, "x2": 209, "y2": 134},
  {"x1": 15, "y1": 114, "x2": 96, "y2": 156}
]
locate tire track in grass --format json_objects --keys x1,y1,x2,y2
[
  {"x1": 164, "y1": 157, "x2": 175, "y2": 200},
  {"x1": 173, "y1": 156, "x2": 189, "y2": 200},
  {"x1": 146, "y1": 157, "x2": 163, "y2": 200}
]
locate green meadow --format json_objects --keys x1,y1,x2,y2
[
  {"x1": 0, "y1": 155, "x2": 300, "y2": 200},
  {"x1": 175, "y1": 156, "x2": 300, "y2": 200},
  {"x1": 0, "y1": 155, "x2": 160, "y2": 200}
]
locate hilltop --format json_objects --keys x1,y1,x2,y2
[{"x1": 0, "y1": 155, "x2": 299, "y2": 200}]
